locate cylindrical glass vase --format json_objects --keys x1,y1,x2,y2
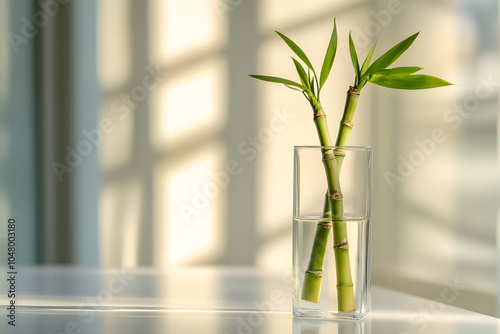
[{"x1": 293, "y1": 146, "x2": 372, "y2": 320}]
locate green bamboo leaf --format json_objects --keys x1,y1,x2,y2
[
  {"x1": 284, "y1": 84, "x2": 302, "y2": 91},
  {"x1": 369, "y1": 74, "x2": 452, "y2": 90},
  {"x1": 249, "y1": 74, "x2": 304, "y2": 89},
  {"x1": 319, "y1": 20, "x2": 337, "y2": 88},
  {"x1": 360, "y1": 42, "x2": 377, "y2": 76},
  {"x1": 348, "y1": 32, "x2": 360, "y2": 84},
  {"x1": 275, "y1": 31, "x2": 316, "y2": 75},
  {"x1": 366, "y1": 32, "x2": 419, "y2": 74},
  {"x1": 292, "y1": 58, "x2": 310, "y2": 90},
  {"x1": 371, "y1": 66, "x2": 422, "y2": 77},
  {"x1": 310, "y1": 76, "x2": 316, "y2": 96}
]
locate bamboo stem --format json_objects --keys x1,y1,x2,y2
[
  {"x1": 329, "y1": 87, "x2": 360, "y2": 311},
  {"x1": 335, "y1": 86, "x2": 360, "y2": 170},
  {"x1": 300, "y1": 194, "x2": 331, "y2": 302},
  {"x1": 336, "y1": 87, "x2": 360, "y2": 147},
  {"x1": 301, "y1": 104, "x2": 336, "y2": 302}
]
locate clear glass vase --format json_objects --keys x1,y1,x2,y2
[{"x1": 293, "y1": 146, "x2": 372, "y2": 320}]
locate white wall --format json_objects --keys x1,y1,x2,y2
[{"x1": 369, "y1": 0, "x2": 498, "y2": 316}]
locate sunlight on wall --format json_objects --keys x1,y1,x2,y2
[
  {"x1": 255, "y1": 231, "x2": 291, "y2": 269},
  {"x1": 154, "y1": 142, "x2": 226, "y2": 266},
  {"x1": 100, "y1": 178, "x2": 143, "y2": 267},
  {"x1": 99, "y1": 97, "x2": 134, "y2": 171},
  {"x1": 149, "y1": 26, "x2": 228, "y2": 267},
  {"x1": 150, "y1": 57, "x2": 227, "y2": 150},
  {"x1": 100, "y1": 183, "x2": 118, "y2": 266},
  {"x1": 149, "y1": 0, "x2": 229, "y2": 266},
  {"x1": 387, "y1": 2, "x2": 462, "y2": 279},
  {"x1": 259, "y1": 0, "x2": 363, "y2": 31},
  {"x1": 148, "y1": 0, "x2": 226, "y2": 64},
  {"x1": 97, "y1": 0, "x2": 228, "y2": 267},
  {"x1": 98, "y1": 0, "x2": 137, "y2": 267},
  {"x1": 97, "y1": 0, "x2": 131, "y2": 90}
]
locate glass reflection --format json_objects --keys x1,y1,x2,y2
[{"x1": 293, "y1": 317, "x2": 371, "y2": 334}]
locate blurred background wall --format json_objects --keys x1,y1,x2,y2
[{"x1": 0, "y1": 0, "x2": 498, "y2": 316}]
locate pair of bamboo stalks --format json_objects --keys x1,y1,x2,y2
[
  {"x1": 301, "y1": 86, "x2": 359, "y2": 310},
  {"x1": 251, "y1": 20, "x2": 451, "y2": 311}
]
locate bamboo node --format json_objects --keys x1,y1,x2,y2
[
  {"x1": 341, "y1": 120, "x2": 354, "y2": 128},
  {"x1": 328, "y1": 192, "x2": 344, "y2": 200},
  {"x1": 305, "y1": 270, "x2": 323, "y2": 278},
  {"x1": 333, "y1": 150, "x2": 346, "y2": 157},
  {"x1": 322, "y1": 151, "x2": 336, "y2": 161},
  {"x1": 334, "y1": 238, "x2": 349, "y2": 249},
  {"x1": 318, "y1": 221, "x2": 332, "y2": 229},
  {"x1": 337, "y1": 283, "x2": 354, "y2": 287},
  {"x1": 313, "y1": 109, "x2": 326, "y2": 120},
  {"x1": 347, "y1": 86, "x2": 360, "y2": 95}
]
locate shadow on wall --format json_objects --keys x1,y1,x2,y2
[
  {"x1": 98, "y1": 0, "x2": 374, "y2": 267},
  {"x1": 98, "y1": 0, "x2": 262, "y2": 267}
]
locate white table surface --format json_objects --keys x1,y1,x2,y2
[{"x1": 2, "y1": 266, "x2": 499, "y2": 333}]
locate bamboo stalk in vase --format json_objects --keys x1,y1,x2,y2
[{"x1": 250, "y1": 22, "x2": 451, "y2": 311}]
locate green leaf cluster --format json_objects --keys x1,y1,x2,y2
[
  {"x1": 250, "y1": 21, "x2": 338, "y2": 111},
  {"x1": 349, "y1": 32, "x2": 452, "y2": 91},
  {"x1": 250, "y1": 21, "x2": 451, "y2": 107}
]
